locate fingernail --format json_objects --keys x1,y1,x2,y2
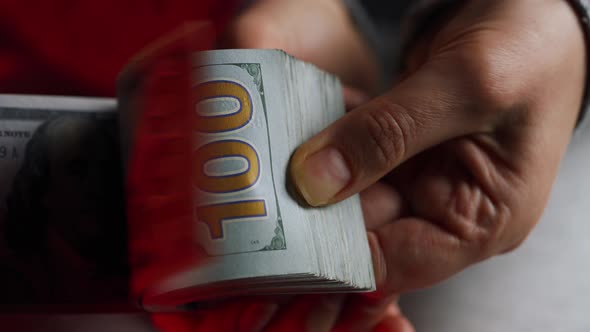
[
  {"x1": 291, "y1": 147, "x2": 351, "y2": 206},
  {"x1": 367, "y1": 232, "x2": 387, "y2": 292}
]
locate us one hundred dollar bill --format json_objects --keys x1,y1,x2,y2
[
  {"x1": 0, "y1": 49, "x2": 374, "y2": 310},
  {"x1": 0, "y1": 95, "x2": 128, "y2": 306}
]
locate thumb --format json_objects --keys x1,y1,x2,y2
[{"x1": 290, "y1": 63, "x2": 485, "y2": 206}]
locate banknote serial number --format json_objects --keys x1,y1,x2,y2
[{"x1": 194, "y1": 80, "x2": 268, "y2": 240}]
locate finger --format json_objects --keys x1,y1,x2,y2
[
  {"x1": 151, "y1": 311, "x2": 203, "y2": 332},
  {"x1": 264, "y1": 294, "x2": 346, "y2": 332},
  {"x1": 290, "y1": 63, "x2": 488, "y2": 206},
  {"x1": 369, "y1": 217, "x2": 480, "y2": 295},
  {"x1": 238, "y1": 301, "x2": 280, "y2": 332},
  {"x1": 220, "y1": 0, "x2": 379, "y2": 92},
  {"x1": 343, "y1": 86, "x2": 371, "y2": 110},
  {"x1": 360, "y1": 182, "x2": 405, "y2": 230},
  {"x1": 151, "y1": 299, "x2": 278, "y2": 332},
  {"x1": 372, "y1": 303, "x2": 414, "y2": 332},
  {"x1": 333, "y1": 293, "x2": 398, "y2": 332}
]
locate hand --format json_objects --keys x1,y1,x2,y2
[
  {"x1": 222, "y1": 0, "x2": 379, "y2": 92},
  {"x1": 152, "y1": 294, "x2": 413, "y2": 332},
  {"x1": 290, "y1": 0, "x2": 586, "y2": 298},
  {"x1": 152, "y1": 0, "x2": 412, "y2": 331}
]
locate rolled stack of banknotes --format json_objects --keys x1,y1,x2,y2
[{"x1": 0, "y1": 46, "x2": 374, "y2": 310}]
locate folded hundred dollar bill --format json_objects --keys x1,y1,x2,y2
[{"x1": 0, "y1": 49, "x2": 374, "y2": 310}]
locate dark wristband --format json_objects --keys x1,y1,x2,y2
[{"x1": 566, "y1": 0, "x2": 590, "y2": 128}]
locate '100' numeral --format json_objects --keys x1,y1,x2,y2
[{"x1": 194, "y1": 80, "x2": 267, "y2": 240}]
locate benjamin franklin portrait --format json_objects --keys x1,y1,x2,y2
[{"x1": 1, "y1": 115, "x2": 128, "y2": 303}]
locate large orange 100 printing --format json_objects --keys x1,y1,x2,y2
[{"x1": 195, "y1": 78, "x2": 268, "y2": 241}]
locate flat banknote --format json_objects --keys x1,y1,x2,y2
[{"x1": 0, "y1": 95, "x2": 129, "y2": 307}]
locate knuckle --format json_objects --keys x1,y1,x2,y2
[
  {"x1": 501, "y1": 236, "x2": 527, "y2": 254},
  {"x1": 364, "y1": 102, "x2": 414, "y2": 168},
  {"x1": 376, "y1": 224, "x2": 433, "y2": 292},
  {"x1": 474, "y1": 202, "x2": 512, "y2": 257},
  {"x1": 480, "y1": 181, "x2": 545, "y2": 256},
  {"x1": 470, "y1": 201, "x2": 539, "y2": 260},
  {"x1": 500, "y1": 214, "x2": 539, "y2": 255},
  {"x1": 443, "y1": 188, "x2": 512, "y2": 259},
  {"x1": 454, "y1": 43, "x2": 524, "y2": 115}
]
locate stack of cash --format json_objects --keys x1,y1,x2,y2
[
  {"x1": 0, "y1": 49, "x2": 374, "y2": 310},
  {"x1": 122, "y1": 49, "x2": 375, "y2": 309}
]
